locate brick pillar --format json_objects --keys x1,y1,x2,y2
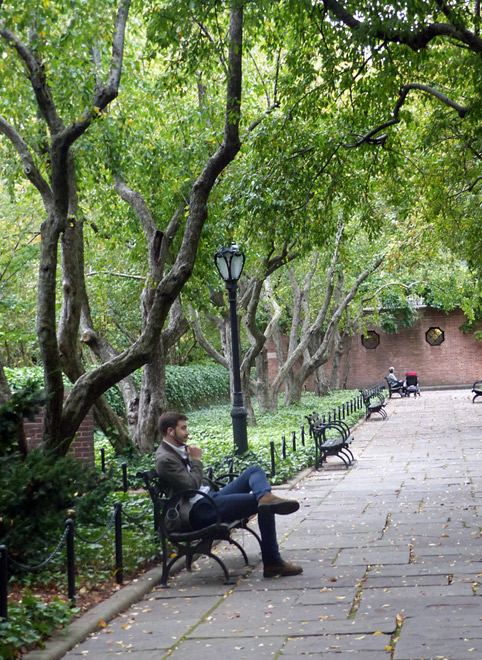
[{"x1": 23, "y1": 407, "x2": 95, "y2": 467}]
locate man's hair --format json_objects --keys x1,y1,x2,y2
[
  {"x1": 159, "y1": 412, "x2": 187, "y2": 436},
  {"x1": 389, "y1": 366, "x2": 395, "y2": 372}
]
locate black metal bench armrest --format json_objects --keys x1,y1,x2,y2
[
  {"x1": 205, "y1": 472, "x2": 239, "y2": 491},
  {"x1": 305, "y1": 412, "x2": 321, "y2": 436},
  {"x1": 472, "y1": 380, "x2": 482, "y2": 403},
  {"x1": 323, "y1": 419, "x2": 353, "y2": 442},
  {"x1": 161, "y1": 489, "x2": 222, "y2": 537},
  {"x1": 312, "y1": 420, "x2": 354, "y2": 469}
]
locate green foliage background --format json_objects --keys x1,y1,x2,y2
[{"x1": 4, "y1": 363, "x2": 230, "y2": 417}]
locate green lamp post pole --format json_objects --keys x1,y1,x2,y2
[{"x1": 214, "y1": 244, "x2": 248, "y2": 455}]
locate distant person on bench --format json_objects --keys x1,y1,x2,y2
[{"x1": 387, "y1": 367, "x2": 405, "y2": 393}]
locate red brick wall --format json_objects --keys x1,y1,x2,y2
[
  {"x1": 343, "y1": 308, "x2": 482, "y2": 389},
  {"x1": 267, "y1": 308, "x2": 482, "y2": 391},
  {"x1": 24, "y1": 408, "x2": 95, "y2": 467}
]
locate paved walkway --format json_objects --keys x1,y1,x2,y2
[{"x1": 27, "y1": 389, "x2": 482, "y2": 660}]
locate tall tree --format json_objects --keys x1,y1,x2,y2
[{"x1": 0, "y1": 0, "x2": 245, "y2": 455}]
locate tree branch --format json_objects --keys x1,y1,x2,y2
[
  {"x1": 86, "y1": 270, "x2": 144, "y2": 280},
  {"x1": 189, "y1": 305, "x2": 229, "y2": 368},
  {"x1": 0, "y1": 117, "x2": 52, "y2": 204},
  {"x1": 343, "y1": 83, "x2": 468, "y2": 148},
  {"x1": 322, "y1": 0, "x2": 482, "y2": 52}
]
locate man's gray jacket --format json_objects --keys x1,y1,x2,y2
[{"x1": 154, "y1": 441, "x2": 204, "y2": 529}]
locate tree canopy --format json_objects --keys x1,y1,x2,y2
[{"x1": 0, "y1": 0, "x2": 480, "y2": 455}]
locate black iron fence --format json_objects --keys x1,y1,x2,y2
[
  {"x1": 0, "y1": 494, "x2": 153, "y2": 621},
  {"x1": 268, "y1": 382, "x2": 384, "y2": 476}
]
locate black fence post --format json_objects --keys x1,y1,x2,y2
[
  {"x1": 66, "y1": 519, "x2": 76, "y2": 606},
  {"x1": 0, "y1": 545, "x2": 7, "y2": 621},
  {"x1": 101, "y1": 448, "x2": 106, "y2": 473},
  {"x1": 270, "y1": 441, "x2": 276, "y2": 476},
  {"x1": 281, "y1": 436, "x2": 286, "y2": 459},
  {"x1": 292, "y1": 431, "x2": 297, "y2": 452},
  {"x1": 115, "y1": 501, "x2": 123, "y2": 585},
  {"x1": 122, "y1": 463, "x2": 128, "y2": 492},
  {"x1": 301, "y1": 425, "x2": 305, "y2": 447},
  {"x1": 153, "y1": 491, "x2": 161, "y2": 536}
]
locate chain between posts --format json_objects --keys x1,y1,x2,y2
[{"x1": 0, "y1": 494, "x2": 155, "y2": 619}]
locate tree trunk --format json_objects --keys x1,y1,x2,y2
[
  {"x1": 329, "y1": 328, "x2": 343, "y2": 391},
  {"x1": 0, "y1": 356, "x2": 10, "y2": 405},
  {"x1": 340, "y1": 333, "x2": 353, "y2": 390},
  {"x1": 136, "y1": 342, "x2": 166, "y2": 454},
  {"x1": 134, "y1": 298, "x2": 190, "y2": 454},
  {"x1": 314, "y1": 364, "x2": 329, "y2": 396},
  {"x1": 59, "y1": 207, "x2": 132, "y2": 453},
  {"x1": 254, "y1": 347, "x2": 277, "y2": 413},
  {"x1": 80, "y1": 324, "x2": 136, "y2": 450},
  {"x1": 38, "y1": 214, "x2": 66, "y2": 453}
]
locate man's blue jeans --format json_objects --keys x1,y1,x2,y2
[{"x1": 189, "y1": 465, "x2": 281, "y2": 565}]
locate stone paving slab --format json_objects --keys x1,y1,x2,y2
[
  {"x1": 26, "y1": 390, "x2": 482, "y2": 660},
  {"x1": 394, "y1": 616, "x2": 482, "y2": 660},
  {"x1": 63, "y1": 593, "x2": 221, "y2": 655},
  {"x1": 167, "y1": 636, "x2": 285, "y2": 659},
  {"x1": 281, "y1": 631, "x2": 392, "y2": 655}
]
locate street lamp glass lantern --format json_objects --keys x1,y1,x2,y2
[{"x1": 214, "y1": 244, "x2": 245, "y2": 282}]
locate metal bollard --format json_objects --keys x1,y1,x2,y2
[
  {"x1": 66, "y1": 519, "x2": 76, "y2": 606},
  {"x1": 281, "y1": 436, "x2": 286, "y2": 459},
  {"x1": 0, "y1": 545, "x2": 7, "y2": 621},
  {"x1": 115, "y1": 502, "x2": 123, "y2": 585},
  {"x1": 101, "y1": 447, "x2": 106, "y2": 473},
  {"x1": 270, "y1": 441, "x2": 276, "y2": 477},
  {"x1": 292, "y1": 431, "x2": 297, "y2": 452},
  {"x1": 122, "y1": 462, "x2": 128, "y2": 492}
]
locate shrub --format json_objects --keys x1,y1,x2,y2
[
  {"x1": 0, "y1": 594, "x2": 77, "y2": 660},
  {"x1": 164, "y1": 364, "x2": 230, "y2": 410},
  {"x1": 0, "y1": 448, "x2": 116, "y2": 559},
  {"x1": 4, "y1": 364, "x2": 230, "y2": 419}
]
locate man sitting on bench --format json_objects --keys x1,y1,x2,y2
[
  {"x1": 155, "y1": 412, "x2": 303, "y2": 579},
  {"x1": 387, "y1": 366, "x2": 405, "y2": 394}
]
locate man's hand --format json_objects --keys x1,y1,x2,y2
[{"x1": 187, "y1": 445, "x2": 202, "y2": 461}]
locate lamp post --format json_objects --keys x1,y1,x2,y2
[{"x1": 214, "y1": 243, "x2": 248, "y2": 455}]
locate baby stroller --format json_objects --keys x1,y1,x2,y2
[{"x1": 404, "y1": 371, "x2": 420, "y2": 397}]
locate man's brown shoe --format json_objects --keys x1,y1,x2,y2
[
  {"x1": 263, "y1": 560, "x2": 303, "y2": 578},
  {"x1": 258, "y1": 493, "x2": 300, "y2": 515}
]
